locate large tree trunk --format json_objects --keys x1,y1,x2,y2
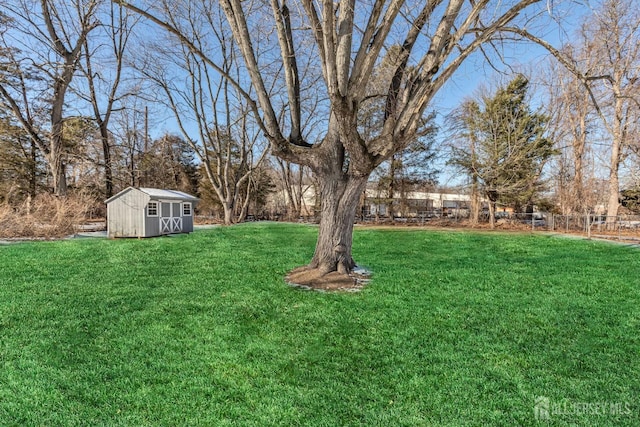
[
  {"x1": 222, "y1": 201, "x2": 234, "y2": 225},
  {"x1": 308, "y1": 172, "x2": 369, "y2": 275}
]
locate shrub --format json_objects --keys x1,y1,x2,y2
[{"x1": 0, "y1": 192, "x2": 95, "y2": 239}]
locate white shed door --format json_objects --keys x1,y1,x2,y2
[{"x1": 160, "y1": 202, "x2": 183, "y2": 234}]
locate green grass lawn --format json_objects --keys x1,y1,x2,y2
[{"x1": 0, "y1": 223, "x2": 638, "y2": 426}]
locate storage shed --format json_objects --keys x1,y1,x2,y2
[{"x1": 106, "y1": 187, "x2": 199, "y2": 238}]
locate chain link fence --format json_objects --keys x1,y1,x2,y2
[{"x1": 548, "y1": 214, "x2": 640, "y2": 241}]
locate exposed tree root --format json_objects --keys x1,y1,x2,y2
[{"x1": 285, "y1": 265, "x2": 371, "y2": 292}]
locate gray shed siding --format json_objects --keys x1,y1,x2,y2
[
  {"x1": 107, "y1": 187, "x2": 199, "y2": 238},
  {"x1": 182, "y1": 209, "x2": 194, "y2": 232},
  {"x1": 145, "y1": 209, "x2": 161, "y2": 237},
  {"x1": 107, "y1": 189, "x2": 148, "y2": 238}
]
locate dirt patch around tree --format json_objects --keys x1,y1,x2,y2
[{"x1": 286, "y1": 266, "x2": 371, "y2": 293}]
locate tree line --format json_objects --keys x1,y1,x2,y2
[{"x1": 1, "y1": 0, "x2": 639, "y2": 276}]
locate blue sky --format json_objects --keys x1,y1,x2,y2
[{"x1": 141, "y1": 1, "x2": 594, "y2": 188}]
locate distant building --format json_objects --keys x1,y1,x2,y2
[
  {"x1": 362, "y1": 189, "x2": 474, "y2": 218},
  {"x1": 264, "y1": 185, "x2": 482, "y2": 220},
  {"x1": 106, "y1": 187, "x2": 199, "y2": 238}
]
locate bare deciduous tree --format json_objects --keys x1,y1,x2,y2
[
  {"x1": 135, "y1": 8, "x2": 269, "y2": 225},
  {"x1": 110, "y1": 99, "x2": 149, "y2": 188},
  {"x1": 117, "y1": 0, "x2": 570, "y2": 283},
  {"x1": 0, "y1": 113, "x2": 43, "y2": 203},
  {"x1": 273, "y1": 158, "x2": 314, "y2": 220},
  {"x1": 584, "y1": 0, "x2": 640, "y2": 221},
  {"x1": 79, "y1": 1, "x2": 138, "y2": 198},
  {"x1": 542, "y1": 53, "x2": 596, "y2": 214},
  {"x1": 0, "y1": 0, "x2": 99, "y2": 196},
  {"x1": 508, "y1": 0, "x2": 640, "y2": 222}
]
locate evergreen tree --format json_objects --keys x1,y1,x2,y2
[
  {"x1": 0, "y1": 115, "x2": 44, "y2": 203},
  {"x1": 138, "y1": 134, "x2": 199, "y2": 194},
  {"x1": 450, "y1": 75, "x2": 555, "y2": 227}
]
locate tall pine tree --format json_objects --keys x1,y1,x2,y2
[{"x1": 450, "y1": 75, "x2": 555, "y2": 227}]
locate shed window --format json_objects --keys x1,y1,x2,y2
[
  {"x1": 183, "y1": 202, "x2": 192, "y2": 216},
  {"x1": 147, "y1": 201, "x2": 159, "y2": 217}
]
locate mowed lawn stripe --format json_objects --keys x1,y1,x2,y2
[{"x1": 0, "y1": 223, "x2": 638, "y2": 426}]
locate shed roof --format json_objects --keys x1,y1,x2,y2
[
  {"x1": 106, "y1": 187, "x2": 199, "y2": 204},
  {"x1": 138, "y1": 188, "x2": 199, "y2": 201}
]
